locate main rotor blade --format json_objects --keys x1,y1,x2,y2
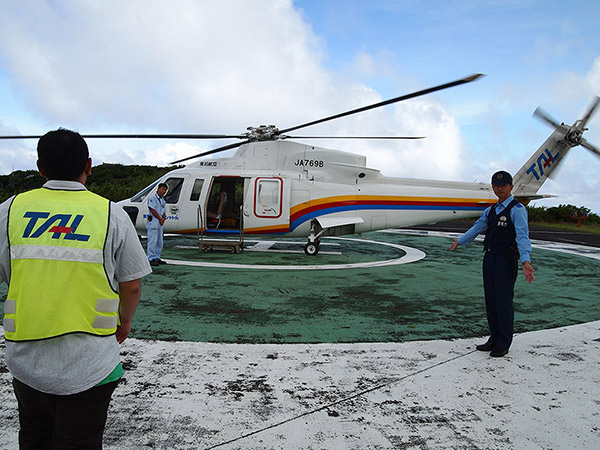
[
  {"x1": 282, "y1": 135, "x2": 425, "y2": 140},
  {"x1": 0, "y1": 133, "x2": 246, "y2": 140},
  {"x1": 0, "y1": 135, "x2": 42, "y2": 139},
  {"x1": 580, "y1": 95, "x2": 600, "y2": 128},
  {"x1": 169, "y1": 140, "x2": 249, "y2": 165},
  {"x1": 278, "y1": 73, "x2": 484, "y2": 135}
]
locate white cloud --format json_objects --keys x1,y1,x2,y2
[
  {"x1": 1, "y1": 0, "x2": 598, "y2": 214},
  {"x1": 0, "y1": 0, "x2": 334, "y2": 131},
  {"x1": 585, "y1": 56, "x2": 600, "y2": 94}
]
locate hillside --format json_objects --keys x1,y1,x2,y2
[
  {"x1": 0, "y1": 163, "x2": 174, "y2": 203},
  {"x1": 1, "y1": 164, "x2": 599, "y2": 234}
]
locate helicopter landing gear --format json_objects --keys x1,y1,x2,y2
[
  {"x1": 304, "y1": 219, "x2": 323, "y2": 256},
  {"x1": 304, "y1": 241, "x2": 319, "y2": 256}
]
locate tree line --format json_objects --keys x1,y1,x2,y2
[
  {"x1": 526, "y1": 204, "x2": 599, "y2": 224},
  {"x1": 0, "y1": 163, "x2": 173, "y2": 203},
  {"x1": 0, "y1": 163, "x2": 598, "y2": 224}
]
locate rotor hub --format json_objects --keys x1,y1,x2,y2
[
  {"x1": 244, "y1": 125, "x2": 281, "y2": 142},
  {"x1": 567, "y1": 129, "x2": 583, "y2": 145}
]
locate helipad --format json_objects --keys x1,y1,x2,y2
[
  {"x1": 1, "y1": 229, "x2": 599, "y2": 449},
  {"x1": 127, "y1": 230, "x2": 600, "y2": 343}
]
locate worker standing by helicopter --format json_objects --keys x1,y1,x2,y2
[
  {"x1": 449, "y1": 171, "x2": 535, "y2": 358},
  {"x1": 147, "y1": 183, "x2": 168, "y2": 266},
  {"x1": 0, "y1": 128, "x2": 151, "y2": 449}
]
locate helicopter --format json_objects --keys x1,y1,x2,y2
[{"x1": 2, "y1": 75, "x2": 599, "y2": 255}]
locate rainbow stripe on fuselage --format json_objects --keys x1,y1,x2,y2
[{"x1": 241, "y1": 194, "x2": 492, "y2": 235}]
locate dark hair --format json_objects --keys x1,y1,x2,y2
[
  {"x1": 158, "y1": 183, "x2": 168, "y2": 190},
  {"x1": 37, "y1": 128, "x2": 89, "y2": 181}
]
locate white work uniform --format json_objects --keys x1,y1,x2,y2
[{"x1": 146, "y1": 192, "x2": 166, "y2": 262}]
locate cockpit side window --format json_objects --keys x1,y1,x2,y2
[
  {"x1": 190, "y1": 179, "x2": 204, "y2": 202},
  {"x1": 164, "y1": 177, "x2": 184, "y2": 204}
]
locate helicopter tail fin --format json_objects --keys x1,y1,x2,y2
[{"x1": 512, "y1": 96, "x2": 600, "y2": 199}]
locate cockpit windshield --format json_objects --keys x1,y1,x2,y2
[{"x1": 130, "y1": 180, "x2": 160, "y2": 203}]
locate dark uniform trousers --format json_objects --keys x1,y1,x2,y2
[
  {"x1": 482, "y1": 250, "x2": 518, "y2": 351},
  {"x1": 12, "y1": 377, "x2": 119, "y2": 450}
]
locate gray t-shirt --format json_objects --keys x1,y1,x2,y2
[{"x1": 0, "y1": 180, "x2": 152, "y2": 395}]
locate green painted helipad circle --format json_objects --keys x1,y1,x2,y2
[{"x1": 128, "y1": 231, "x2": 600, "y2": 343}]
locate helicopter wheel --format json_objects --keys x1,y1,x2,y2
[{"x1": 304, "y1": 242, "x2": 319, "y2": 256}]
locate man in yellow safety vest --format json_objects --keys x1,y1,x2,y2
[{"x1": 0, "y1": 129, "x2": 151, "y2": 449}]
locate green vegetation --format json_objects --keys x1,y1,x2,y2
[
  {"x1": 527, "y1": 204, "x2": 600, "y2": 235},
  {"x1": 527, "y1": 204, "x2": 599, "y2": 224},
  {"x1": 1, "y1": 165, "x2": 599, "y2": 234},
  {"x1": 0, "y1": 163, "x2": 174, "y2": 203}
]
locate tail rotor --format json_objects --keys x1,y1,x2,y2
[{"x1": 533, "y1": 96, "x2": 600, "y2": 158}]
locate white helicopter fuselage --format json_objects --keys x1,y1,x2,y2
[
  {"x1": 118, "y1": 100, "x2": 597, "y2": 255},
  {"x1": 120, "y1": 140, "x2": 498, "y2": 239}
]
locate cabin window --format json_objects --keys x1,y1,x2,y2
[
  {"x1": 257, "y1": 179, "x2": 280, "y2": 204},
  {"x1": 254, "y1": 177, "x2": 282, "y2": 218},
  {"x1": 164, "y1": 177, "x2": 184, "y2": 204},
  {"x1": 190, "y1": 179, "x2": 204, "y2": 201}
]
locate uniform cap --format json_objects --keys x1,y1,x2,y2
[{"x1": 491, "y1": 171, "x2": 513, "y2": 185}]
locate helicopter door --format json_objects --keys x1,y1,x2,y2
[
  {"x1": 175, "y1": 177, "x2": 205, "y2": 233},
  {"x1": 243, "y1": 177, "x2": 290, "y2": 234},
  {"x1": 161, "y1": 175, "x2": 188, "y2": 232},
  {"x1": 205, "y1": 176, "x2": 245, "y2": 231}
]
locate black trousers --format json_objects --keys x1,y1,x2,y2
[
  {"x1": 12, "y1": 378, "x2": 119, "y2": 450},
  {"x1": 482, "y1": 251, "x2": 518, "y2": 351}
]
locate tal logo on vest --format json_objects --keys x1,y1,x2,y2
[{"x1": 21, "y1": 212, "x2": 90, "y2": 241}]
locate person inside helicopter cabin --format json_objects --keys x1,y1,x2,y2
[
  {"x1": 207, "y1": 190, "x2": 227, "y2": 227},
  {"x1": 449, "y1": 170, "x2": 535, "y2": 358}
]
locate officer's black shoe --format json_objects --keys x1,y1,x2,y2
[
  {"x1": 150, "y1": 259, "x2": 160, "y2": 266},
  {"x1": 157, "y1": 259, "x2": 167, "y2": 265},
  {"x1": 476, "y1": 341, "x2": 496, "y2": 351},
  {"x1": 490, "y1": 347, "x2": 509, "y2": 358}
]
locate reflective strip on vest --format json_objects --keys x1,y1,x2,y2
[
  {"x1": 95, "y1": 298, "x2": 119, "y2": 313},
  {"x1": 6, "y1": 188, "x2": 119, "y2": 341},
  {"x1": 4, "y1": 299, "x2": 16, "y2": 314},
  {"x1": 92, "y1": 315, "x2": 119, "y2": 329},
  {"x1": 93, "y1": 298, "x2": 120, "y2": 329},
  {"x1": 11, "y1": 244, "x2": 103, "y2": 264},
  {"x1": 3, "y1": 300, "x2": 16, "y2": 332}
]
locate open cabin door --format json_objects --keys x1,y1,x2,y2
[
  {"x1": 243, "y1": 177, "x2": 291, "y2": 235},
  {"x1": 203, "y1": 176, "x2": 245, "y2": 232}
]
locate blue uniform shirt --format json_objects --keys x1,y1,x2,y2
[
  {"x1": 147, "y1": 193, "x2": 166, "y2": 222},
  {"x1": 457, "y1": 195, "x2": 532, "y2": 263}
]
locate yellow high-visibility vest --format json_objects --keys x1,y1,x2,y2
[{"x1": 4, "y1": 188, "x2": 119, "y2": 341}]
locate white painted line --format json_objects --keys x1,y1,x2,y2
[
  {"x1": 164, "y1": 236, "x2": 426, "y2": 270},
  {"x1": 386, "y1": 229, "x2": 600, "y2": 260}
]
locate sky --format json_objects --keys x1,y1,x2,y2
[{"x1": 0, "y1": 0, "x2": 599, "y2": 212}]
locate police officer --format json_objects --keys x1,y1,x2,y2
[
  {"x1": 146, "y1": 182, "x2": 167, "y2": 266},
  {"x1": 0, "y1": 129, "x2": 151, "y2": 449},
  {"x1": 450, "y1": 170, "x2": 535, "y2": 357}
]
